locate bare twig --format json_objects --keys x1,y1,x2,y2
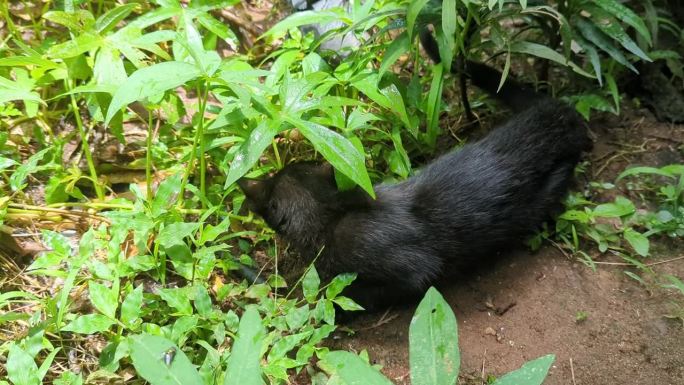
[{"x1": 570, "y1": 357, "x2": 577, "y2": 385}]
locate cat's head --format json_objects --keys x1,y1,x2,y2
[{"x1": 237, "y1": 162, "x2": 341, "y2": 249}]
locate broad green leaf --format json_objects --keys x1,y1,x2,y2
[
  {"x1": 130, "y1": 334, "x2": 203, "y2": 385},
  {"x1": 509, "y1": 41, "x2": 593, "y2": 78},
  {"x1": 105, "y1": 61, "x2": 201, "y2": 125},
  {"x1": 380, "y1": 84, "x2": 414, "y2": 136},
  {"x1": 121, "y1": 285, "x2": 144, "y2": 327},
  {"x1": 223, "y1": 119, "x2": 280, "y2": 189},
  {"x1": 7, "y1": 344, "x2": 40, "y2": 385},
  {"x1": 623, "y1": 228, "x2": 649, "y2": 257},
  {"x1": 318, "y1": 351, "x2": 393, "y2": 385},
  {"x1": 224, "y1": 306, "x2": 266, "y2": 385},
  {"x1": 48, "y1": 33, "x2": 102, "y2": 59},
  {"x1": 158, "y1": 288, "x2": 193, "y2": 315},
  {"x1": 576, "y1": 18, "x2": 637, "y2": 72},
  {"x1": 89, "y1": 282, "x2": 118, "y2": 319},
  {"x1": 193, "y1": 285, "x2": 212, "y2": 317},
  {"x1": 151, "y1": 173, "x2": 182, "y2": 217},
  {"x1": 332, "y1": 296, "x2": 364, "y2": 311},
  {"x1": 325, "y1": 273, "x2": 357, "y2": 299},
  {"x1": 409, "y1": 287, "x2": 460, "y2": 385},
  {"x1": 96, "y1": 4, "x2": 138, "y2": 33},
  {"x1": 593, "y1": 0, "x2": 651, "y2": 45},
  {"x1": 593, "y1": 196, "x2": 635, "y2": 217},
  {"x1": 61, "y1": 314, "x2": 115, "y2": 334},
  {"x1": 491, "y1": 354, "x2": 555, "y2": 385},
  {"x1": 303, "y1": 266, "x2": 321, "y2": 303},
  {"x1": 284, "y1": 117, "x2": 374, "y2": 197},
  {"x1": 158, "y1": 222, "x2": 200, "y2": 248},
  {"x1": 0, "y1": 56, "x2": 59, "y2": 69}
]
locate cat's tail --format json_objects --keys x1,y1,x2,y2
[{"x1": 419, "y1": 29, "x2": 543, "y2": 112}]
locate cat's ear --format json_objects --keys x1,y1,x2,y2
[{"x1": 237, "y1": 178, "x2": 269, "y2": 206}]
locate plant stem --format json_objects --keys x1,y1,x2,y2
[
  {"x1": 178, "y1": 82, "x2": 209, "y2": 208},
  {"x1": 146, "y1": 111, "x2": 154, "y2": 199},
  {"x1": 198, "y1": 84, "x2": 209, "y2": 208},
  {"x1": 67, "y1": 81, "x2": 104, "y2": 201}
]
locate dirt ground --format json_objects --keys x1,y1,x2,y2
[{"x1": 328, "y1": 107, "x2": 684, "y2": 385}]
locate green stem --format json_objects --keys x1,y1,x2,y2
[
  {"x1": 146, "y1": 111, "x2": 154, "y2": 198},
  {"x1": 67, "y1": 81, "x2": 104, "y2": 201},
  {"x1": 198, "y1": 84, "x2": 209, "y2": 208},
  {"x1": 178, "y1": 82, "x2": 209, "y2": 208}
]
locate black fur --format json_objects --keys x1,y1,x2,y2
[{"x1": 238, "y1": 59, "x2": 591, "y2": 313}]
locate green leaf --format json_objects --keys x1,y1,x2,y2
[
  {"x1": 593, "y1": 196, "x2": 635, "y2": 217},
  {"x1": 425, "y1": 62, "x2": 444, "y2": 147},
  {"x1": 407, "y1": 0, "x2": 430, "y2": 39},
  {"x1": 158, "y1": 288, "x2": 193, "y2": 316},
  {"x1": 151, "y1": 173, "x2": 182, "y2": 217},
  {"x1": 96, "y1": 4, "x2": 138, "y2": 33},
  {"x1": 7, "y1": 344, "x2": 40, "y2": 385},
  {"x1": 158, "y1": 222, "x2": 200, "y2": 248},
  {"x1": 440, "y1": 0, "x2": 457, "y2": 70},
  {"x1": 588, "y1": 7, "x2": 651, "y2": 61},
  {"x1": 576, "y1": 18, "x2": 637, "y2": 72},
  {"x1": 130, "y1": 334, "x2": 203, "y2": 385},
  {"x1": 48, "y1": 33, "x2": 102, "y2": 59},
  {"x1": 105, "y1": 61, "x2": 201, "y2": 125},
  {"x1": 325, "y1": 273, "x2": 356, "y2": 299},
  {"x1": 121, "y1": 285, "x2": 144, "y2": 327},
  {"x1": 10, "y1": 148, "x2": 50, "y2": 191},
  {"x1": 318, "y1": 351, "x2": 393, "y2": 385},
  {"x1": 509, "y1": 41, "x2": 594, "y2": 78},
  {"x1": 61, "y1": 314, "x2": 115, "y2": 334},
  {"x1": 284, "y1": 116, "x2": 374, "y2": 198},
  {"x1": 37, "y1": 348, "x2": 61, "y2": 382},
  {"x1": 409, "y1": 287, "x2": 460, "y2": 385},
  {"x1": 224, "y1": 121, "x2": 280, "y2": 189},
  {"x1": 89, "y1": 281, "x2": 118, "y2": 319},
  {"x1": 378, "y1": 31, "x2": 409, "y2": 82},
  {"x1": 623, "y1": 228, "x2": 649, "y2": 257},
  {"x1": 263, "y1": 10, "x2": 341, "y2": 38},
  {"x1": 593, "y1": 0, "x2": 651, "y2": 45},
  {"x1": 332, "y1": 296, "x2": 364, "y2": 311},
  {"x1": 617, "y1": 166, "x2": 676, "y2": 180},
  {"x1": 491, "y1": 354, "x2": 555, "y2": 385},
  {"x1": 224, "y1": 306, "x2": 266, "y2": 385},
  {"x1": 303, "y1": 266, "x2": 321, "y2": 303}
]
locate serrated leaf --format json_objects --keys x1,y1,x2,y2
[
  {"x1": 224, "y1": 306, "x2": 266, "y2": 385},
  {"x1": 130, "y1": 334, "x2": 203, "y2": 385},
  {"x1": 409, "y1": 287, "x2": 460, "y2": 385},
  {"x1": 491, "y1": 354, "x2": 555, "y2": 385},
  {"x1": 61, "y1": 314, "x2": 115, "y2": 334},
  {"x1": 105, "y1": 61, "x2": 201, "y2": 125}
]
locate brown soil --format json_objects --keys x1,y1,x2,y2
[{"x1": 329, "y1": 107, "x2": 684, "y2": 385}]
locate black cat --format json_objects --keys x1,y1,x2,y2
[{"x1": 238, "y1": 57, "x2": 591, "y2": 312}]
